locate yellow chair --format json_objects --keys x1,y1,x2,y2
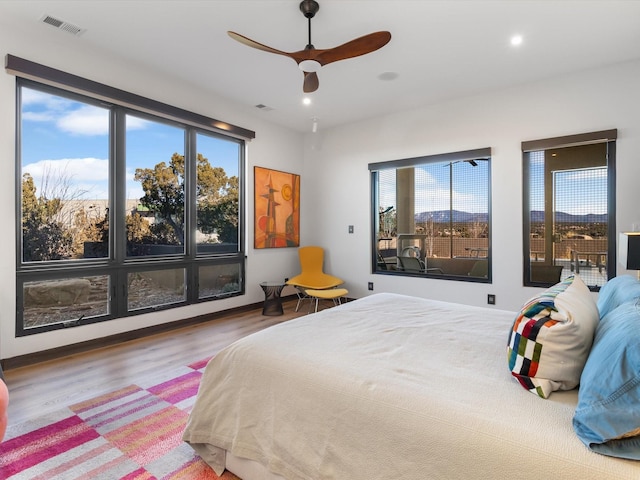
[{"x1": 287, "y1": 246, "x2": 344, "y2": 311}]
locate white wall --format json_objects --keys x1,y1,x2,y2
[
  {"x1": 303, "y1": 59, "x2": 640, "y2": 312},
  {"x1": 0, "y1": 22, "x2": 304, "y2": 360}
]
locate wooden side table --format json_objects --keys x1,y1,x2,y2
[{"x1": 259, "y1": 281, "x2": 285, "y2": 316}]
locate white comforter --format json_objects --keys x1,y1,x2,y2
[{"x1": 183, "y1": 293, "x2": 640, "y2": 479}]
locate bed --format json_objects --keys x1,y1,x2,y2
[{"x1": 183, "y1": 286, "x2": 640, "y2": 479}]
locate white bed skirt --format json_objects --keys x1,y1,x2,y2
[{"x1": 226, "y1": 451, "x2": 285, "y2": 480}]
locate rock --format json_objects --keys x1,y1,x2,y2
[{"x1": 24, "y1": 278, "x2": 92, "y2": 307}]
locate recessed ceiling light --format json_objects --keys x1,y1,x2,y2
[
  {"x1": 303, "y1": 97, "x2": 312, "y2": 106},
  {"x1": 510, "y1": 35, "x2": 523, "y2": 47},
  {"x1": 378, "y1": 71, "x2": 399, "y2": 81}
]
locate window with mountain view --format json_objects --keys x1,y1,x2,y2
[
  {"x1": 370, "y1": 148, "x2": 491, "y2": 282},
  {"x1": 522, "y1": 130, "x2": 617, "y2": 290}
]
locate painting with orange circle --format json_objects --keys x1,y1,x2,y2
[{"x1": 254, "y1": 166, "x2": 300, "y2": 248}]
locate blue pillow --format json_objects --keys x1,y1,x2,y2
[
  {"x1": 573, "y1": 299, "x2": 640, "y2": 459},
  {"x1": 596, "y1": 274, "x2": 640, "y2": 319}
]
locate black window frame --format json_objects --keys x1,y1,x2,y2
[
  {"x1": 522, "y1": 129, "x2": 617, "y2": 291},
  {"x1": 369, "y1": 147, "x2": 492, "y2": 283},
  {"x1": 10, "y1": 55, "x2": 253, "y2": 336}
]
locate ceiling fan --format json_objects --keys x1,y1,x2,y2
[{"x1": 227, "y1": 0, "x2": 391, "y2": 93}]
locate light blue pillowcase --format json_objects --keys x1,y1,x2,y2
[
  {"x1": 573, "y1": 299, "x2": 640, "y2": 459},
  {"x1": 596, "y1": 274, "x2": 640, "y2": 319}
]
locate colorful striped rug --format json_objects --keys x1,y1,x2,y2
[{"x1": 0, "y1": 357, "x2": 240, "y2": 480}]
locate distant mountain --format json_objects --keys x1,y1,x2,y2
[
  {"x1": 415, "y1": 210, "x2": 488, "y2": 223},
  {"x1": 529, "y1": 210, "x2": 608, "y2": 223},
  {"x1": 413, "y1": 210, "x2": 607, "y2": 223}
]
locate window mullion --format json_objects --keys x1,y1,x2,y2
[
  {"x1": 185, "y1": 128, "x2": 197, "y2": 303},
  {"x1": 112, "y1": 108, "x2": 126, "y2": 263},
  {"x1": 185, "y1": 128, "x2": 197, "y2": 259},
  {"x1": 112, "y1": 107, "x2": 127, "y2": 316}
]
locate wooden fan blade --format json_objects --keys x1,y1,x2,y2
[
  {"x1": 303, "y1": 71, "x2": 319, "y2": 93},
  {"x1": 315, "y1": 31, "x2": 391, "y2": 66},
  {"x1": 228, "y1": 28, "x2": 391, "y2": 93},
  {"x1": 227, "y1": 31, "x2": 293, "y2": 58}
]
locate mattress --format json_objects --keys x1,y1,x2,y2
[{"x1": 183, "y1": 293, "x2": 640, "y2": 479}]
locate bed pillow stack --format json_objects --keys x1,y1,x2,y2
[
  {"x1": 573, "y1": 275, "x2": 640, "y2": 459},
  {"x1": 507, "y1": 275, "x2": 599, "y2": 398}
]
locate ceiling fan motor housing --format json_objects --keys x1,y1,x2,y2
[{"x1": 300, "y1": 0, "x2": 319, "y2": 19}]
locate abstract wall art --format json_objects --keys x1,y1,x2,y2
[{"x1": 254, "y1": 166, "x2": 300, "y2": 248}]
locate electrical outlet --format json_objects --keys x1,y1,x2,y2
[
  {"x1": 348, "y1": 225, "x2": 354, "y2": 234},
  {"x1": 487, "y1": 294, "x2": 496, "y2": 305},
  {"x1": 368, "y1": 282, "x2": 374, "y2": 291}
]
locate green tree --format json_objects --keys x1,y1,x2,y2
[
  {"x1": 21, "y1": 173, "x2": 73, "y2": 261},
  {"x1": 133, "y1": 153, "x2": 238, "y2": 245},
  {"x1": 126, "y1": 212, "x2": 151, "y2": 244},
  {"x1": 198, "y1": 174, "x2": 239, "y2": 244},
  {"x1": 134, "y1": 153, "x2": 185, "y2": 243},
  {"x1": 71, "y1": 207, "x2": 109, "y2": 258}
]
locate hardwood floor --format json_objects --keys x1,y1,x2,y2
[{"x1": 3, "y1": 298, "x2": 309, "y2": 426}]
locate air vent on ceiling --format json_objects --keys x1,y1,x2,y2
[
  {"x1": 255, "y1": 104, "x2": 274, "y2": 112},
  {"x1": 40, "y1": 15, "x2": 86, "y2": 36}
]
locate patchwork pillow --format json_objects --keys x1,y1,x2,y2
[
  {"x1": 596, "y1": 274, "x2": 640, "y2": 319},
  {"x1": 573, "y1": 300, "x2": 640, "y2": 459},
  {"x1": 507, "y1": 275, "x2": 599, "y2": 398}
]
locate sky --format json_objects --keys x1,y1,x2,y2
[
  {"x1": 378, "y1": 161, "x2": 490, "y2": 215},
  {"x1": 20, "y1": 86, "x2": 240, "y2": 203},
  {"x1": 378, "y1": 153, "x2": 608, "y2": 217},
  {"x1": 528, "y1": 153, "x2": 607, "y2": 216}
]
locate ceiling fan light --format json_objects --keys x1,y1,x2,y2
[{"x1": 299, "y1": 59, "x2": 321, "y2": 72}]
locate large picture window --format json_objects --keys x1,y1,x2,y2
[
  {"x1": 522, "y1": 130, "x2": 616, "y2": 290},
  {"x1": 370, "y1": 148, "x2": 491, "y2": 282},
  {"x1": 15, "y1": 72, "x2": 248, "y2": 336}
]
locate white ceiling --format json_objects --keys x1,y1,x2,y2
[{"x1": 2, "y1": 1, "x2": 640, "y2": 133}]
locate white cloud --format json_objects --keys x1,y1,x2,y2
[
  {"x1": 126, "y1": 116, "x2": 151, "y2": 131},
  {"x1": 25, "y1": 158, "x2": 109, "y2": 181},
  {"x1": 22, "y1": 111, "x2": 57, "y2": 122},
  {"x1": 24, "y1": 158, "x2": 110, "y2": 199},
  {"x1": 22, "y1": 86, "x2": 150, "y2": 136},
  {"x1": 57, "y1": 105, "x2": 109, "y2": 136},
  {"x1": 21, "y1": 88, "x2": 72, "y2": 110},
  {"x1": 56, "y1": 106, "x2": 150, "y2": 136}
]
